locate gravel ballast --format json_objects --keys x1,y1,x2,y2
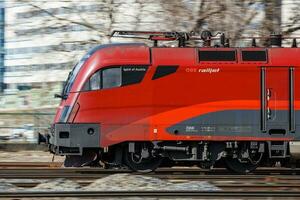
[{"x1": 84, "y1": 173, "x2": 220, "y2": 191}]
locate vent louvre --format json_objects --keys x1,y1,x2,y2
[
  {"x1": 152, "y1": 66, "x2": 178, "y2": 80},
  {"x1": 199, "y1": 50, "x2": 236, "y2": 62},
  {"x1": 242, "y1": 50, "x2": 267, "y2": 61}
]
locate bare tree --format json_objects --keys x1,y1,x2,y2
[
  {"x1": 262, "y1": 0, "x2": 281, "y2": 35},
  {"x1": 282, "y1": 1, "x2": 300, "y2": 35},
  {"x1": 15, "y1": 0, "x2": 300, "y2": 47}
]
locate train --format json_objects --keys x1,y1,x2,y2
[{"x1": 42, "y1": 30, "x2": 300, "y2": 174}]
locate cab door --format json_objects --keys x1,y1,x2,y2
[{"x1": 261, "y1": 67, "x2": 295, "y2": 134}]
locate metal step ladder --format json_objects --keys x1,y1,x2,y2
[{"x1": 267, "y1": 141, "x2": 288, "y2": 158}]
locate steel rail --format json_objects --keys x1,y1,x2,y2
[
  {"x1": 2, "y1": 168, "x2": 300, "y2": 180},
  {"x1": 0, "y1": 165, "x2": 300, "y2": 173},
  {"x1": 1, "y1": 162, "x2": 300, "y2": 173},
  {"x1": 10, "y1": 181, "x2": 300, "y2": 189},
  {"x1": 0, "y1": 162, "x2": 62, "y2": 168},
  {"x1": 1, "y1": 173, "x2": 300, "y2": 180},
  {"x1": 1, "y1": 167, "x2": 300, "y2": 175},
  {"x1": 1, "y1": 190, "x2": 300, "y2": 198}
]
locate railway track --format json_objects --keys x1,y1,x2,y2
[
  {"x1": 1, "y1": 166, "x2": 300, "y2": 177},
  {"x1": 6, "y1": 178, "x2": 300, "y2": 190},
  {"x1": 0, "y1": 162, "x2": 62, "y2": 168},
  {"x1": 1, "y1": 162, "x2": 300, "y2": 173},
  {"x1": 1, "y1": 190, "x2": 300, "y2": 198},
  {"x1": 1, "y1": 162, "x2": 300, "y2": 198},
  {"x1": 2, "y1": 172, "x2": 300, "y2": 191}
]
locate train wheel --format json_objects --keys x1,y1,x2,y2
[
  {"x1": 224, "y1": 157, "x2": 259, "y2": 174},
  {"x1": 63, "y1": 150, "x2": 99, "y2": 167},
  {"x1": 224, "y1": 146, "x2": 263, "y2": 174},
  {"x1": 124, "y1": 143, "x2": 162, "y2": 173}
]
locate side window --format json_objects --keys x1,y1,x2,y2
[
  {"x1": 122, "y1": 66, "x2": 148, "y2": 86},
  {"x1": 90, "y1": 71, "x2": 101, "y2": 90},
  {"x1": 102, "y1": 67, "x2": 121, "y2": 89},
  {"x1": 82, "y1": 66, "x2": 148, "y2": 91}
]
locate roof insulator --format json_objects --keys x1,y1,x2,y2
[
  {"x1": 292, "y1": 38, "x2": 297, "y2": 48},
  {"x1": 225, "y1": 38, "x2": 230, "y2": 47},
  {"x1": 201, "y1": 30, "x2": 212, "y2": 47},
  {"x1": 220, "y1": 33, "x2": 225, "y2": 46},
  {"x1": 252, "y1": 38, "x2": 257, "y2": 47},
  {"x1": 270, "y1": 33, "x2": 282, "y2": 47}
]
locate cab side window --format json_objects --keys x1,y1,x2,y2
[
  {"x1": 90, "y1": 71, "x2": 101, "y2": 90},
  {"x1": 82, "y1": 66, "x2": 148, "y2": 91},
  {"x1": 102, "y1": 67, "x2": 121, "y2": 89},
  {"x1": 122, "y1": 66, "x2": 148, "y2": 85}
]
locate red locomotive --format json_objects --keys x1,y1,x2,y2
[{"x1": 45, "y1": 31, "x2": 300, "y2": 173}]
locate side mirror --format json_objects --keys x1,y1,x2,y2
[{"x1": 54, "y1": 94, "x2": 67, "y2": 99}]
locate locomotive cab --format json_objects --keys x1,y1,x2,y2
[
  {"x1": 50, "y1": 47, "x2": 103, "y2": 157},
  {"x1": 44, "y1": 31, "x2": 300, "y2": 173}
]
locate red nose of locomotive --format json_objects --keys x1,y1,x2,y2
[{"x1": 41, "y1": 45, "x2": 104, "y2": 156}]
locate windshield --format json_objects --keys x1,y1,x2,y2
[
  {"x1": 63, "y1": 59, "x2": 85, "y2": 96},
  {"x1": 62, "y1": 49, "x2": 94, "y2": 97}
]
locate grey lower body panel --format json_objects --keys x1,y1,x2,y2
[
  {"x1": 167, "y1": 110, "x2": 300, "y2": 140},
  {"x1": 49, "y1": 123, "x2": 100, "y2": 155}
]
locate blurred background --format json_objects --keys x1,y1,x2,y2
[{"x1": 0, "y1": 0, "x2": 299, "y2": 144}]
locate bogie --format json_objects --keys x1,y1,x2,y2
[{"x1": 92, "y1": 141, "x2": 270, "y2": 174}]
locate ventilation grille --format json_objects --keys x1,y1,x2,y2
[
  {"x1": 241, "y1": 50, "x2": 267, "y2": 61},
  {"x1": 199, "y1": 50, "x2": 236, "y2": 62}
]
